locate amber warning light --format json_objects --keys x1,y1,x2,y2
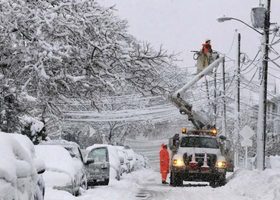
[{"x1": 181, "y1": 128, "x2": 218, "y2": 136}]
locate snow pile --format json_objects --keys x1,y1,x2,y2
[
  {"x1": 77, "y1": 170, "x2": 145, "y2": 200},
  {"x1": 226, "y1": 168, "x2": 280, "y2": 200},
  {"x1": 270, "y1": 155, "x2": 280, "y2": 169},
  {"x1": 45, "y1": 188, "x2": 76, "y2": 200}
]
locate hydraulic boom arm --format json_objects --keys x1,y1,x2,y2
[{"x1": 170, "y1": 57, "x2": 224, "y2": 129}]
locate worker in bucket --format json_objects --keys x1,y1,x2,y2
[
  {"x1": 159, "y1": 144, "x2": 170, "y2": 184},
  {"x1": 201, "y1": 39, "x2": 213, "y2": 67}
]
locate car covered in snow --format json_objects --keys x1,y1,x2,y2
[
  {"x1": 115, "y1": 146, "x2": 131, "y2": 174},
  {"x1": 41, "y1": 139, "x2": 85, "y2": 163},
  {"x1": 0, "y1": 132, "x2": 45, "y2": 200},
  {"x1": 35, "y1": 144, "x2": 87, "y2": 196},
  {"x1": 40, "y1": 139, "x2": 87, "y2": 188},
  {"x1": 123, "y1": 146, "x2": 137, "y2": 172},
  {"x1": 135, "y1": 153, "x2": 148, "y2": 170},
  {"x1": 85, "y1": 144, "x2": 121, "y2": 186}
]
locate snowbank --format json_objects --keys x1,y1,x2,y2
[
  {"x1": 226, "y1": 168, "x2": 280, "y2": 200},
  {"x1": 270, "y1": 155, "x2": 280, "y2": 169}
]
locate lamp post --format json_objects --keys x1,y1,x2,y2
[
  {"x1": 217, "y1": 17, "x2": 263, "y2": 35},
  {"x1": 217, "y1": 0, "x2": 270, "y2": 171}
]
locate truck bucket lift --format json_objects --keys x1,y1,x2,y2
[
  {"x1": 195, "y1": 51, "x2": 220, "y2": 74},
  {"x1": 169, "y1": 56, "x2": 224, "y2": 130}
]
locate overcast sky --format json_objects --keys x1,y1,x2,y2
[{"x1": 97, "y1": 0, "x2": 280, "y2": 93}]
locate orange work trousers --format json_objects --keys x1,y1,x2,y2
[{"x1": 161, "y1": 171, "x2": 168, "y2": 181}]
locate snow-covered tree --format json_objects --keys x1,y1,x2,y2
[{"x1": 0, "y1": 0, "x2": 175, "y2": 141}]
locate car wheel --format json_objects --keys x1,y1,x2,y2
[
  {"x1": 81, "y1": 175, "x2": 88, "y2": 190},
  {"x1": 116, "y1": 171, "x2": 121, "y2": 181}
]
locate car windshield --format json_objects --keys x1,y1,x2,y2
[
  {"x1": 88, "y1": 147, "x2": 108, "y2": 162},
  {"x1": 64, "y1": 146, "x2": 79, "y2": 158},
  {"x1": 180, "y1": 136, "x2": 219, "y2": 149}
]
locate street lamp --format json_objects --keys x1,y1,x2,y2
[
  {"x1": 217, "y1": 17, "x2": 263, "y2": 35},
  {"x1": 217, "y1": 1, "x2": 271, "y2": 171}
]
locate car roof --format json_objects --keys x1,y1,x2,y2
[{"x1": 41, "y1": 139, "x2": 80, "y2": 148}]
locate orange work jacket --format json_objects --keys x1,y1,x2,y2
[{"x1": 160, "y1": 145, "x2": 170, "y2": 173}]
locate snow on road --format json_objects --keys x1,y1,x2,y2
[{"x1": 45, "y1": 166, "x2": 280, "y2": 200}]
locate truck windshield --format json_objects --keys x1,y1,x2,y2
[{"x1": 180, "y1": 136, "x2": 219, "y2": 149}]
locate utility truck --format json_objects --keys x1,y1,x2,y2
[{"x1": 168, "y1": 55, "x2": 233, "y2": 187}]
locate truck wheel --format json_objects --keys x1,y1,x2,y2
[
  {"x1": 209, "y1": 180, "x2": 217, "y2": 188},
  {"x1": 210, "y1": 175, "x2": 226, "y2": 187},
  {"x1": 171, "y1": 171, "x2": 183, "y2": 187},
  {"x1": 217, "y1": 177, "x2": 226, "y2": 187},
  {"x1": 100, "y1": 178, "x2": 109, "y2": 185}
]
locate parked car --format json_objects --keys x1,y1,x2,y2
[
  {"x1": 0, "y1": 132, "x2": 45, "y2": 200},
  {"x1": 115, "y1": 146, "x2": 131, "y2": 174},
  {"x1": 41, "y1": 139, "x2": 87, "y2": 190},
  {"x1": 85, "y1": 144, "x2": 121, "y2": 186},
  {"x1": 35, "y1": 144, "x2": 86, "y2": 196},
  {"x1": 124, "y1": 146, "x2": 137, "y2": 172},
  {"x1": 135, "y1": 153, "x2": 148, "y2": 170},
  {"x1": 42, "y1": 140, "x2": 85, "y2": 163}
]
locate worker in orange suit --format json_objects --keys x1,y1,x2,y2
[
  {"x1": 159, "y1": 144, "x2": 170, "y2": 184},
  {"x1": 201, "y1": 39, "x2": 213, "y2": 67}
]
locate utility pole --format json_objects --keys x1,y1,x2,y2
[
  {"x1": 237, "y1": 32, "x2": 241, "y2": 116},
  {"x1": 234, "y1": 32, "x2": 241, "y2": 168},
  {"x1": 214, "y1": 68, "x2": 217, "y2": 126},
  {"x1": 256, "y1": 0, "x2": 271, "y2": 170},
  {"x1": 222, "y1": 58, "x2": 227, "y2": 137}
]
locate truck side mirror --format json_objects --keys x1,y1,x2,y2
[
  {"x1": 219, "y1": 135, "x2": 227, "y2": 141},
  {"x1": 168, "y1": 138, "x2": 174, "y2": 150}
]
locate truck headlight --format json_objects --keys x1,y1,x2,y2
[
  {"x1": 173, "y1": 159, "x2": 185, "y2": 167},
  {"x1": 215, "y1": 161, "x2": 227, "y2": 169}
]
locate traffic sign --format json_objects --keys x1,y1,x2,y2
[{"x1": 240, "y1": 125, "x2": 255, "y2": 140}]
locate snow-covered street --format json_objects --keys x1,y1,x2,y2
[{"x1": 45, "y1": 164, "x2": 280, "y2": 200}]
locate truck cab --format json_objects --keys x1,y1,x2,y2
[{"x1": 169, "y1": 129, "x2": 231, "y2": 187}]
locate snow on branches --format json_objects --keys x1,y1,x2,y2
[{"x1": 0, "y1": 0, "x2": 174, "y2": 141}]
